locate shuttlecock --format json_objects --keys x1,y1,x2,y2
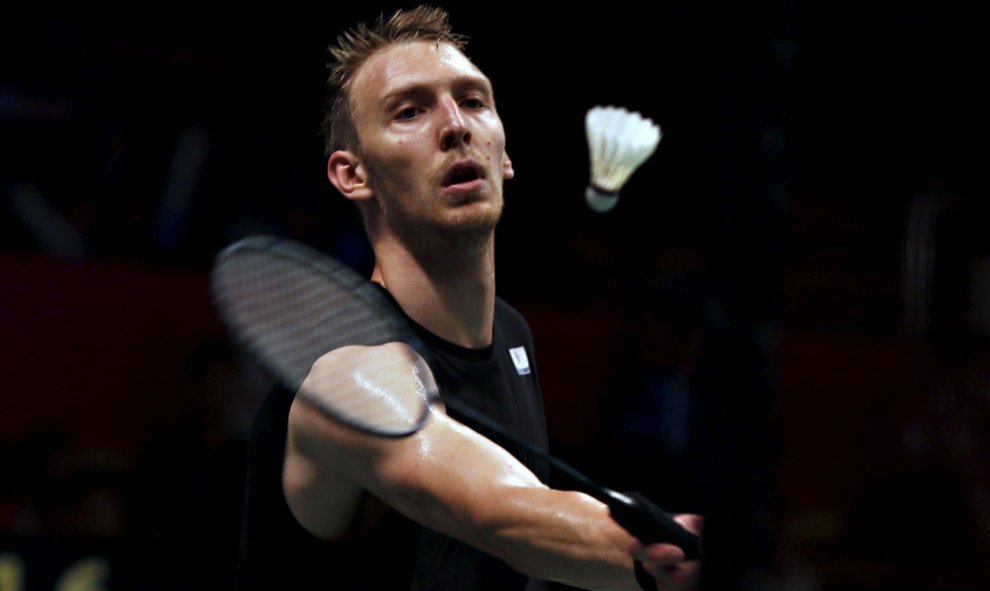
[{"x1": 584, "y1": 105, "x2": 662, "y2": 213}]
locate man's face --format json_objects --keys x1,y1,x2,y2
[{"x1": 346, "y1": 41, "x2": 513, "y2": 241}]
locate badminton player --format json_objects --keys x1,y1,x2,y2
[{"x1": 235, "y1": 6, "x2": 701, "y2": 590}]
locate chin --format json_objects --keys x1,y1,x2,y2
[
  {"x1": 385, "y1": 190, "x2": 504, "y2": 248},
  {"x1": 437, "y1": 200, "x2": 503, "y2": 237}
]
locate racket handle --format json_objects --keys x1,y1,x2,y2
[{"x1": 604, "y1": 489, "x2": 701, "y2": 561}]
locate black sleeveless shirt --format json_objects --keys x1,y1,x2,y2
[{"x1": 235, "y1": 295, "x2": 549, "y2": 590}]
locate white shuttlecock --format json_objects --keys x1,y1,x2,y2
[{"x1": 584, "y1": 105, "x2": 662, "y2": 213}]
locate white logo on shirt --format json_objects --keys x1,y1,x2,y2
[{"x1": 508, "y1": 346, "x2": 531, "y2": 376}]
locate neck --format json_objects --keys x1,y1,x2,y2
[{"x1": 371, "y1": 232, "x2": 496, "y2": 349}]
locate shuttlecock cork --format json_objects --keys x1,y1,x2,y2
[{"x1": 584, "y1": 105, "x2": 662, "y2": 213}]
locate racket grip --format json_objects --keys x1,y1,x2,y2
[{"x1": 604, "y1": 489, "x2": 701, "y2": 561}]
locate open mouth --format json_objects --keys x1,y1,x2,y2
[{"x1": 442, "y1": 161, "x2": 484, "y2": 187}]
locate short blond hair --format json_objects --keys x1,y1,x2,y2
[{"x1": 321, "y1": 5, "x2": 468, "y2": 156}]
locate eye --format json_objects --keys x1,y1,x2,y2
[
  {"x1": 460, "y1": 97, "x2": 486, "y2": 110},
  {"x1": 395, "y1": 106, "x2": 420, "y2": 120}
]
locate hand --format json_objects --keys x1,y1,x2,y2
[{"x1": 631, "y1": 514, "x2": 703, "y2": 590}]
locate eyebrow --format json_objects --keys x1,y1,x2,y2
[{"x1": 380, "y1": 74, "x2": 494, "y2": 108}]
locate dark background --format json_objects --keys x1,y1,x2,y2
[{"x1": 3, "y1": 2, "x2": 990, "y2": 589}]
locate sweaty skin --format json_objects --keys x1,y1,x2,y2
[{"x1": 286, "y1": 343, "x2": 698, "y2": 591}]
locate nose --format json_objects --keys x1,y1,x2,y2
[{"x1": 438, "y1": 98, "x2": 471, "y2": 150}]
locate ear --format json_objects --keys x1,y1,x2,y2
[
  {"x1": 502, "y1": 151, "x2": 515, "y2": 180},
  {"x1": 327, "y1": 150, "x2": 373, "y2": 201}
]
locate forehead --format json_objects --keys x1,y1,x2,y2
[{"x1": 350, "y1": 41, "x2": 490, "y2": 105}]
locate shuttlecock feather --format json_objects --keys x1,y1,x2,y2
[{"x1": 584, "y1": 105, "x2": 662, "y2": 213}]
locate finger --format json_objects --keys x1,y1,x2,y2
[
  {"x1": 631, "y1": 541, "x2": 685, "y2": 565},
  {"x1": 674, "y1": 513, "x2": 705, "y2": 536},
  {"x1": 641, "y1": 560, "x2": 702, "y2": 591}
]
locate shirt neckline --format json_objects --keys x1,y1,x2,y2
[{"x1": 370, "y1": 282, "x2": 496, "y2": 363}]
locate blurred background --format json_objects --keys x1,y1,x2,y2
[{"x1": 3, "y1": 2, "x2": 990, "y2": 589}]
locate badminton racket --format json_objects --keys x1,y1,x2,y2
[{"x1": 210, "y1": 235, "x2": 700, "y2": 562}]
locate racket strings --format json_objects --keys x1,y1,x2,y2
[{"x1": 213, "y1": 247, "x2": 426, "y2": 435}]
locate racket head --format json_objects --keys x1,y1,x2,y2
[{"x1": 210, "y1": 235, "x2": 432, "y2": 437}]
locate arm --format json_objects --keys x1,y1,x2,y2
[{"x1": 283, "y1": 342, "x2": 695, "y2": 591}]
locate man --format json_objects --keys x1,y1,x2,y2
[{"x1": 235, "y1": 7, "x2": 701, "y2": 590}]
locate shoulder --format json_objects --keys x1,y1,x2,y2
[
  {"x1": 493, "y1": 297, "x2": 537, "y2": 368},
  {"x1": 494, "y1": 297, "x2": 531, "y2": 332}
]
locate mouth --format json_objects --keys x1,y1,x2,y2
[{"x1": 442, "y1": 160, "x2": 486, "y2": 189}]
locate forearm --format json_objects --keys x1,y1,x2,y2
[
  {"x1": 472, "y1": 487, "x2": 641, "y2": 591},
  {"x1": 369, "y1": 415, "x2": 642, "y2": 591}
]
